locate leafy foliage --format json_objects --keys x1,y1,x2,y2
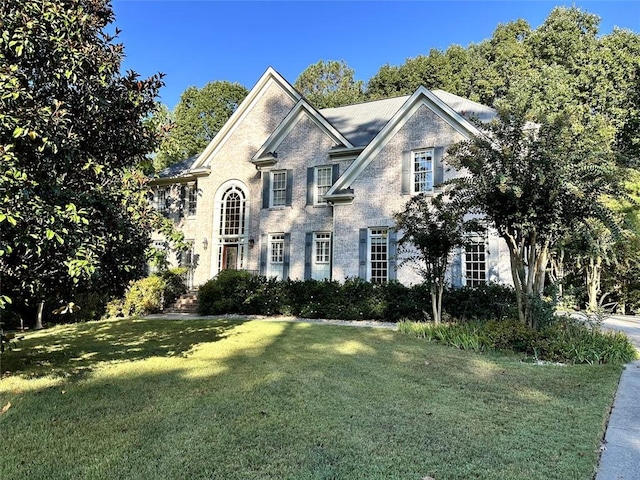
[
  {"x1": 0, "y1": 0, "x2": 186, "y2": 327},
  {"x1": 399, "y1": 317, "x2": 637, "y2": 365},
  {"x1": 294, "y1": 60, "x2": 365, "y2": 108},
  {"x1": 153, "y1": 81, "x2": 248, "y2": 170},
  {"x1": 394, "y1": 194, "x2": 482, "y2": 323}
]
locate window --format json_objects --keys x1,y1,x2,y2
[
  {"x1": 465, "y1": 238, "x2": 487, "y2": 287},
  {"x1": 271, "y1": 171, "x2": 287, "y2": 207},
  {"x1": 413, "y1": 149, "x2": 434, "y2": 194},
  {"x1": 219, "y1": 186, "x2": 246, "y2": 236},
  {"x1": 315, "y1": 166, "x2": 332, "y2": 204},
  {"x1": 187, "y1": 184, "x2": 197, "y2": 216},
  {"x1": 157, "y1": 188, "x2": 168, "y2": 215},
  {"x1": 369, "y1": 229, "x2": 389, "y2": 283},
  {"x1": 268, "y1": 234, "x2": 285, "y2": 279},
  {"x1": 313, "y1": 232, "x2": 331, "y2": 280}
]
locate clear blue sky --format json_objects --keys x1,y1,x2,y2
[{"x1": 111, "y1": 0, "x2": 640, "y2": 109}]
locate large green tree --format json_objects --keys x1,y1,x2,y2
[
  {"x1": 0, "y1": 0, "x2": 175, "y2": 326},
  {"x1": 154, "y1": 81, "x2": 248, "y2": 170},
  {"x1": 447, "y1": 107, "x2": 620, "y2": 328},
  {"x1": 294, "y1": 60, "x2": 365, "y2": 109}
]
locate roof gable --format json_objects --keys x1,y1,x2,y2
[
  {"x1": 252, "y1": 98, "x2": 353, "y2": 166},
  {"x1": 192, "y1": 67, "x2": 301, "y2": 169},
  {"x1": 325, "y1": 87, "x2": 494, "y2": 199}
]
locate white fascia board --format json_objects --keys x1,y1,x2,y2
[
  {"x1": 253, "y1": 99, "x2": 353, "y2": 161},
  {"x1": 192, "y1": 67, "x2": 301, "y2": 169},
  {"x1": 326, "y1": 87, "x2": 484, "y2": 196}
]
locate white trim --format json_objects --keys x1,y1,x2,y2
[
  {"x1": 326, "y1": 87, "x2": 487, "y2": 197},
  {"x1": 193, "y1": 67, "x2": 301, "y2": 169},
  {"x1": 211, "y1": 180, "x2": 250, "y2": 277},
  {"x1": 252, "y1": 99, "x2": 353, "y2": 163}
]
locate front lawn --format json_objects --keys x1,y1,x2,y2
[{"x1": 0, "y1": 318, "x2": 621, "y2": 479}]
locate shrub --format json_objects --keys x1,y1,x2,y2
[
  {"x1": 399, "y1": 317, "x2": 637, "y2": 365},
  {"x1": 104, "y1": 271, "x2": 188, "y2": 319},
  {"x1": 197, "y1": 270, "x2": 254, "y2": 315},
  {"x1": 160, "y1": 268, "x2": 188, "y2": 308},
  {"x1": 442, "y1": 284, "x2": 518, "y2": 321}
]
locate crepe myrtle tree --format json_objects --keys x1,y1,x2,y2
[
  {"x1": 0, "y1": 0, "x2": 186, "y2": 327},
  {"x1": 394, "y1": 194, "x2": 482, "y2": 324},
  {"x1": 446, "y1": 106, "x2": 620, "y2": 328}
]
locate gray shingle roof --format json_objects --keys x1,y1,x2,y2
[
  {"x1": 319, "y1": 90, "x2": 496, "y2": 147},
  {"x1": 320, "y1": 96, "x2": 410, "y2": 147},
  {"x1": 157, "y1": 153, "x2": 200, "y2": 179}
]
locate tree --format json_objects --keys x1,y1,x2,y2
[
  {"x1": 154, "y1": 81, "x2": 248, "y2": 169},
  {"x1": 294, "y1": 60, "x2": 365, "y2": 108},
  {"x1": 0, "y1": 0, "x2": 179, "y2": 327},
  {"x1": 447, "y1": 107, "x2": 620, "y2": 328},
  {"x1": 394, "y1": 195, "x2": 480, "y2": 324}
]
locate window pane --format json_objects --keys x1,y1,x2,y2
[
  {"x1": 220, "y1": 187, "x2": 246, "y2": 236},
  {"x1": 316, "y1": 166, "x2": 332, "y2": 204},
  {"x1": 270, "y1": 234, "x2": 284, "y2": 263},
  {"x1": 272, "y1": 171, "x2": 287, "y2": 206},
  {"x1": 369, "y1": 229, "x2": 388, "y2": 283},
  {"x1": 465, "y1": 239, "x2": 486, "y2": 287},
  {"x1": 413, "y1": 150, "x2": 434, "y2": 193},
  {"x1": 314, "y1": 232, "x2": 331, "y2": 264}
]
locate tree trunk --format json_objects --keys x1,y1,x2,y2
[
  {"x1": 586, "y1": 255, "x2": 602, "y2": 312},
  {"x1": 35, "y1": 300, "x2": 44, "y2": 330},
  {"x1": 431, "y1": 285, "x2": 439, "y2": 325}
]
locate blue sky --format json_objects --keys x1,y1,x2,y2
[{"x1": 111, "y1": 1, "x2": 640, "y2": 109}]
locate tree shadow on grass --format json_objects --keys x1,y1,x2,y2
[{"x1": 0, "y1": 317, "x2": 249, "y2": 377}]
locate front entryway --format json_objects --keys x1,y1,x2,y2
[{"x1": 222, "y1": 245, "x2": 238, "y2": 270}]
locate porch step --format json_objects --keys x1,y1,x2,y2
[{"x1": 165, "y1": 290, "x2": 199, "y2": 314}]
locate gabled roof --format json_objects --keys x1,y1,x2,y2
[
  {"x1": 252, "y1": 98, "x2": 354, "y2": 167},
  {"x1": 192, "y1": 67, "x2": 301, "y2": 169},
  {"x1": 320, "y1": 96, "x2": 410, "y2": 147},
  {"x1": 325, "y1": 87, "x2": 496, "y2": 201},
  {"x1": 156, "y1": 153, "x2": 200, "y2": 179}
]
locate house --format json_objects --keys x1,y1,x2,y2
[{"x1": 150, "y1": 67, "x2": 512, "y2": 289}]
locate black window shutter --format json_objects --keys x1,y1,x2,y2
[
  {"x1": 259, "y1": 234, "x2": 267, "y2": 276},
  {"x1": 434, "y1": 146, "x2": 444, "y2": 188},
  {"x1": 283, "y1": 233, "x2": 291, "y2": 279},
  {"x1": 388, "y1": 229, "x2": 398, "y2": 281},
  {"x1": 401, "y1": 151, "x2": 411, "y2": 194},
  {"x1": 358, "y1": 228, "x2": 368, "y2": 280},
  {"x1": 332, "y1": 164, "x2": 340, "y2": 184},
  {"x1": 262, "y1": 173, "x2": 270, "y2": 209},
  {"x1": 285, "y1": 169, "x2": 293, "y2": 206},
  {"x1": 304, "y1": 232, "x2": 313, "y2": 280},
  {"x1": 306, "y1": 167, "x2": 314, "y2": 206}
]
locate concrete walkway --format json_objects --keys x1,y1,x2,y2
[{"x1": 596, "y1": 315, "x2": 640, "y2": 480}]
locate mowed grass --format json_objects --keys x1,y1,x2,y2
[{"x1": 0, "y1": 318, "x2": 621, "y2": 480}]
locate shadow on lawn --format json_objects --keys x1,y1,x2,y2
[
  {"x1": 0, "y1": 320, "x2": 617, "y2": 480},
  {"x1": 0, "y1": 317, "x2": 248, "y2": 376}
]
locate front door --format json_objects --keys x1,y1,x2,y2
[{"x1": 222, "y1": 245, "x2": 238, "y2": 270}]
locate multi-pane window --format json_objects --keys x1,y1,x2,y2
[
  {"x1": 271, "y1": 171, "x2": 287, "y2": 207},
  {"x1": 413, "y1": 149, "x2": 434, "y2": 194},
  {"x1": 315, "y1": 233, "x2": 331, "y2": 264},
  {"x1": 369, "y1": 228, "x2": 388, "y2": 283},
  {"x1": 157, "y1": 188, "x2": 168, "y2": 215},
  {"x1": 269, "y1": 234, "x2": 285, "y2": 280},
  {"x1": 315, "y1": 166, "x2": 332, "y2": 204},
  {"x1": 465, "y1": 239, "x2": 487, "y2": 287},
  {"x1": 220, "y1": 187, "x2": 245, "y2": 236},
  {"x1": 187, "y1": 184, "x2": 197, "y2": 216},
  {"x1": 270, "y1": 234, "x2": 284, "y2": 264}
]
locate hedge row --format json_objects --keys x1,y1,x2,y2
[{"x1": 197, "y1": 270, "x2": 520, "y2": 322}]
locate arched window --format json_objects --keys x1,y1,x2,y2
[{"x1": 219, "y1": 186, "x2": 246, "y2": 237}]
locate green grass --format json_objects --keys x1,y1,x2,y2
[{"x1": 0, "y1": 318, "x2": 622, "y2": 480}]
